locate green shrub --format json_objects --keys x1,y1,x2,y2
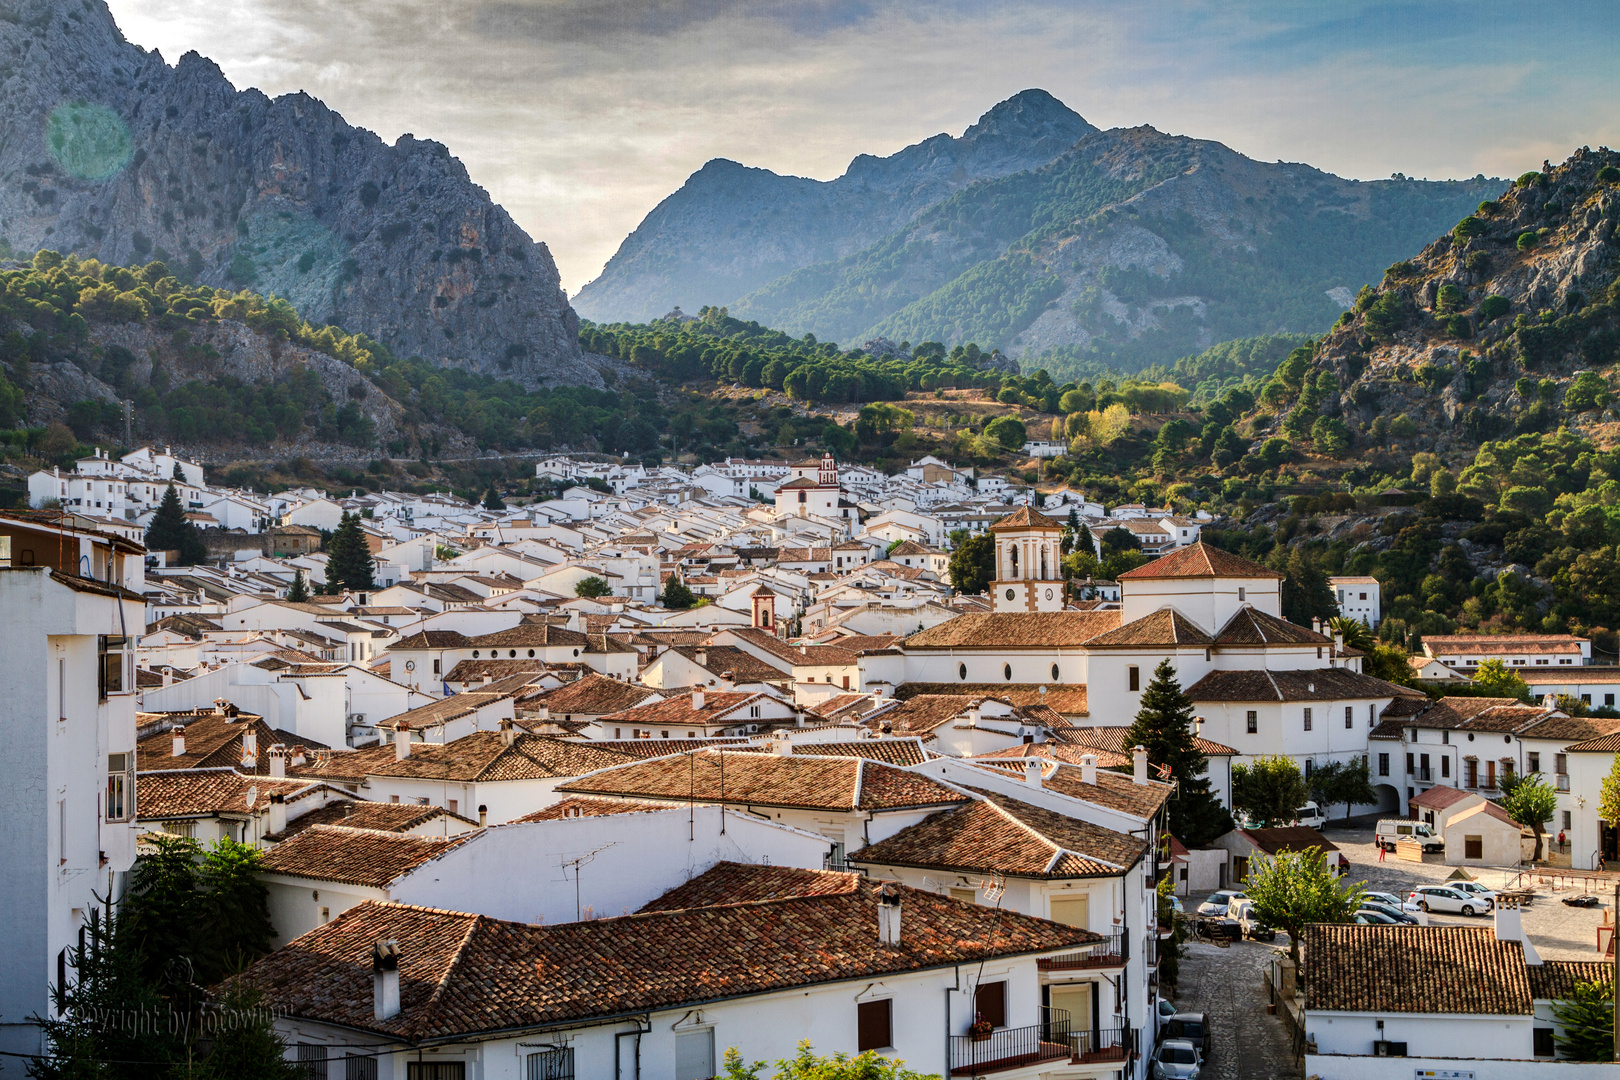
[
  {"x1": 1452, "y1": 216, "x2": 1485, "y2": 241},
  {"x1": 1446, "y1": 315, "x2": 1473, "y2": 339},
  {"x1": 1516, "y1": 171, "x2": 1543, "y2": 188},
  {"x1": 1310, "y1": 415, "x2": 1350, "y2": 457},
  {"x1": 1565, "y1": 370, "x2": 1611, "y2": 412},
  {"x1": 1517, "y1": 231, "x2": 1538, "y2": 252},
  {"x1": 1477, "y1": 199, "x2": 1500, "y2": 214},
  {"x1": 1479, "y1": 294, "x2": 1511, "y2": 321},
  {"x1": 1390, "y1": 414, "x2": 1418, "y2": 439},
  {"x1": 1597, "y1": 166, "x2": 1620, "y2": 184},
  {"x1": 1436, "y1": 284, "x2": 1465, "y2": 313},
  {"x1": 1464, "y1": 251, "x2": 1491, "y2": 275}
]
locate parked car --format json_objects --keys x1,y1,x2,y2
[
  {"x1": 1293, "y1": 801, "x2": 1327, "y2": 829},
  {"x1": 1161, "y1": 1013, "x2": 1212, "y2": 1062},
  {"x1": 1363, "y1": 891, "x2": 1405, "y2": 909},
  {"x1": 1375, "y1": 819, "x2": 1444, "y2": 853},
  {"x1": 1450, "y1": 882, "x2": 1497, "y2": 905},
  {"x1": 1151, "y1": 1038, "x2": 1202, "y2": 1080},
  {"x1": 1406, "y1": 885, "x2": 1490, "y2": 916},
  {"x1": 1358, "y1": 901, "x2": 1418, "y2": 925},
  {"x1": 1158, "y1": 999, "x2": 1178, "y2": 1018},
  {"x1": 1196, "y1": 890, "x2": 1246, "y2": 917},
  {"x1": 1227, "y1": 897, "x2": 1278, "y2": 941},
  {"x1": 1354, "y1": 909, "x2": 1401, "y2": 925}
]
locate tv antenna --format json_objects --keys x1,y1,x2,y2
[{"x1": 560, "y1": 843, "x2": 617, "y2": 921}]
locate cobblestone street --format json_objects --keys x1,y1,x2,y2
[{"x1": 1170, "y1": 937, "x2": 1299, "y2": 1080}]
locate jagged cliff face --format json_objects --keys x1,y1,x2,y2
[
  {"x1": 572, "y1": 89, "x2": 1097, "y2": 324},
  {"x1": 1301, "y1": 148, "x2": 1620, "y2": 456},
  {"x1": 0, "y1": 0, "x2": 594, "y2": 385}
]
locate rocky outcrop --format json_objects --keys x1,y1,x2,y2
[
  {"x1": 0, "y1": 0, "x2": 592, "y2": 385},
  {"x1": 572, "y1": 89, "x2": 1097, "y2": 324}
]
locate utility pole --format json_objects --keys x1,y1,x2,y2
[
  {"x1": 1613, "y1": 882, "x2": 1618, "y2": 1062},
  {"x1": 123, "y1": 398, "x2": 132, "y2": 446}
]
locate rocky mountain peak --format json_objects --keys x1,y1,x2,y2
[{"x1": 962, "y1": 88, "x2": 1094, "y2": 142}]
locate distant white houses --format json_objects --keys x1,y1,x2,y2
[{"x1": 1329, "y1": 575, "x2": 1381, "y2": 626}]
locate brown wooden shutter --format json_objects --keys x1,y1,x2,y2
[
  {"x1": 858, "y1": 999, "x2": 892, "y2": 1051},
  {"x1": 974, "y1": 980, "x2": 1007, "y2": 1029}
]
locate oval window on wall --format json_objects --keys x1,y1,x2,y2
[
  {"x1": 1045, "y1": 588, "x2": 1054, "y2": 600},
  {"x1": 472, "y1": 650, "x2": 480, "y2": 659},
  {"x1": 509, "y1": 649, "x2": 517, "y2": 658},
  {"x1": 959, "y1": 662, "x2": 968, "y2": 680},
  {"x1": 1005, "y1": 588, "x2": 1016, "y2": 601},
  {"x1": 1051, "y1": 663, "x2": 1060, "y2": 681},
  {"x1": 1003, "y1": 663, "x2": 1013, "y2": 681}
]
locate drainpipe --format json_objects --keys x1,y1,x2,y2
[{"x1": 944, "y1": 965, "x2": 961, "y2": 1079}]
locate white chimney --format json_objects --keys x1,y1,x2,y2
[
  {"x1": 267, "y1": 792, "x2": 287, "y2": 836},
  {"x1": 877, "y1": 883, "x2": 902, "y2": 946},
  {"x1": 372, "y1": 940, "x2": 401, "y2": 1020},
  {"x1": 1024, "y1": 759, "x2": 1042, "y2": 789},
  {"x1": 214, "y1": 698, "x2": 228, "y2": 716},
  {"x1": 499, "y1": 718, "x2": 516, "y2": 748},
  {"x1": 171, "y1": 728, "x2": 186, "y2": 757},
  {"x1": 691, "y1": 688, "x2": 705, "y2": 711},
  {"x1": 478, "y1": 804, "x2": 488, "y2": 827},
  {"x1": 1133, "y1": 745, "x2": 1149, "y2": 785},
  {"x1": 1494, "y1": 899, "x2": 1541, "y2": 963},
  {"x1": 240, "y1": 729, "x2": 257, "y2": 770},
  {"x1": 772, "y1": 732, "x2": 793, "y2": 756},
  {"x1": 268, "y1": 747, "x2": 286, "y2": 778},
  {"x1": 481, "y1": 673, "x2": 493, "y2": 686},
  {"x1": 695, "y1": 649, "x2": 707, "y2": 667},
  {"x1": 1333, "y1": 630, "x2": 1344, "y2": 652},
  {"x1": 162, "y1": 668, "x2": 173, "y2": 688},
  {"x1": 1080, "y1": 753, "x2": 1098, "y2": 786},
  {"x1": 1543, "y1": 694, "x2": 1558, "y2": 711},
  {"x1": 394, "y1": 722, "x2": 413, "y2": 760}
]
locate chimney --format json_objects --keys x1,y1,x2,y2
[
  {"x1": 1133, "y1": 745, "x2": 1149, "y2": 785},
  {"x1": 1024, "y1": 759, "x2": 1043, "y2": 789},
  {"x1": 1494, "y1": 898, "x2": 1541, "y2": 963},
  {"x1": 372, "y1": 940, "x2": 401, "y2": 1020},
  {"x1": 240, "y1": 729, "x2": 258, "y2": 771},
  {"x1": 481, "y1": 673, "x2": 493, "y2": 686},
  {"x1": 267, "y1": 792, "x2": 287, "y2": 836},
  {"x1": 478, "y1": 804, "x2": 488, "y2": 827},
  {"x1": 695, "y1": 649, "x2": 707, "y2": 667},
  {"x1": 1312, "y1": 617, "x2": 1321, "y2": 634},
  {"x1": 171, "y1": 727, "x2": 186, "y2": 757},
  {"x1": 1080, "y1": 753, "x2": 1098, "y2": 785},
  {"x1": 772, "y1": 732, "x2": 793, "y2": 756},
  {"x1": 877, "y1": 882, "x2": 902, "y2": 946},
  {"x1": 214, "y1": 698, "x2": 228, "y2": 716},
  {"x1": 691, "y1": 688, "x2": 705, "y2": 711},
  {"x1": 394, "y1": 722, "x2": 412, "y2": 760},
  {"x1": 162, "y1": 668, "x2": 173, "y2": 687},
  {"x1": 498, "y1": 718, "x2": 516, "y2": 748},
  {"x1": 1543, "y1": 694, "x2": 1558, "y2": 712},
  {"x1": 1333, "y1": 630, "x2": 1344, "y2": 652},
  {"x1": 268, "y1": 746, "x2": 286, "y2": 778}
]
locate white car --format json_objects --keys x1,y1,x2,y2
[
  {"x1": 1196, "y1": 890, "x2": 1246, "y2": 917},
  {"x1": 1363, "y1": 891, "x2": 1405, "y2": 909},
  {"x1": 1451, "y1": 882, "x2": 1497, "y2": 905},
  {"x1": 1158, "y1": 999, "x2": 1178, "y2": 1019},
  {"x1": 1405, "y1": 885, "x2": 1491, "y2": 916},
  {"x1": 1151, "y1": 1038, "x2": 1202, "y2": 1079}
]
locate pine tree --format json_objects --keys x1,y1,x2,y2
[
  {"x1": 144, "y1": 482, "x2": 207, "y2": 565},
  {"x1": 1124, "y1": 659, "x2": 1233, "y2": 846},
  {"x1": 660, "y1": 573, "x2": 695, "y2": 610},
  {"x1": 286, "y1": 569, "x2": 309, "y2": 603},
  {"x1": 324, "y1": 511, "x2": 374, "y2": 592},
  {"x1": 483, "y1": 484, "x2": 506, "y2": 511}
]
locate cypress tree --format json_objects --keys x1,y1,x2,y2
[
  {"x1": 325, "y1": 511, "x2": 374, "y2": 591},
  {"x1": 1124, "y1": 659, "x2": 1234, "y2": 846},
  {"x1": 483, "y1": 484, "x2": 506, "y2": 511},
  {"x1": 286, "y1": 568, "x2": 309, "y2": 603},
  {"x1": 144, "y1": 482, "x2": 207, "y2": 565}
]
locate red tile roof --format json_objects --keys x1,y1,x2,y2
[
  {"x1": 1303, "y1": 925, "x2": 1533, "y2": 1015},
  {"x1": 989, "y1": 506, "x2": 1062, "y2": 531},
  {"x1": 1084, "y1": 607, "x2": 1213, "y2": 647},
  {"x1": 257, "y1": 825, "x2": 466, "y2": 888},
  {"x1": 1117, "y1": 542, "x2": 1281, "y2": 580},
  {"x1": 903, "y1": 611, "x2": 1122, "y2": 649}
]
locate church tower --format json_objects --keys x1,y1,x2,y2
[
  {"x1": 751, "y1": 584, "x2": 779, "y2": 636},
  {"x1": 987, "y1": 506, "x2": 1065, "y2": 613}
]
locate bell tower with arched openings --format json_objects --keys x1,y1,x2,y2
[{"x1": 987, "y1": 506, "x2": 1065, "y2": 613}]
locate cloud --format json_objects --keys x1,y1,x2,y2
[{"x1": 104, "y1": 0, "x2": 1620, "y2": 294}]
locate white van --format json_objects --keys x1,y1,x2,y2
[
  {"x1": 1375, "y1": 819, "x2": 1444, "y2": 853},
  {"x1": 1293, "y1": 802, "x2": 1326, "y2": 829}
]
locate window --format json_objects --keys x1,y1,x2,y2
[
  {"x1": 1464, "y1": 835, "x2": 1483, "y2": 860},
  {"x1": 1465, "y1": 759, "x2": 1478, "y2": 788},
  {"x1": 1303, "y1": 708, "x2": 1312, "y2": 732},
  {"x1": 1527, "y1": 752, "x2": 1540, "y2": 773},
  {"x1": 1238, "y1": 587, "x2": 1245, "y2": 601},
  {"x1": 345, "y1": 1055, "x2": 378, "y2": 1080},
  {"x1": 959, "y1": 663, "x2": 967, "y2": 681},
  {"x1": 1378, "y1": 753, "x2": 1389, "y2": 777},
  {"x1": 1562, "y1": 810, "x2": 1572, "y2": 830},
  {"x1": 1608, "y1": 694, "x2": 1616, "y2": 707},
  {"x1": 675, "y1": 1030, "x2": 714, "y2": 1080},
  {"x1": 1405, "y1": 753, "x2": 1414, "y2": 775},
  {"x1": 1534, "y1": 1028, "x2": 1556, "y2": 1057},
  {"x1": 974, "y1": 980, "x2": 1007, "y2": 1029},
  {"x1": 432, "y1": 659, "x2": 440, "y2": 675},
  {"x1": 106, "y1": 754, "x2": 133, "y2": 822},
  {"x1": 526, "y1": 1048, "x2": 574, "y2": 1080},
  {"x1": 1556, "y1": 753, "x2": 1568, "y2": 775},
  {"x1": 1128, "y1": 666, "x2": 1140, "y2": 692},
  {"x1": 58, "y1": 658, "x2": 66, "y2": 722},
  {"x1": 1003, "y1": 663, "x2": 1013, "y2": 682},
  {"x1": 1370, "y1": 704, "x2": 1377, "y2": 727},
  {"x1": 1441, "y1": 757, "x2": 1450, "y2": 778},
  {"x1": 1052, "y1": 663, "x2": 1060, "y2": 682},
  {"x1": 297, "y1": 1045, "x2": 328, "y2": 1080},
  {"x1": 1419, "y1": 753, "x2": 1429, "y2": 778},
  {"x1": 1360, "y1": 592, "x2": 1367, "y2": 601},
  {"x1": 97, "y1": 635, "x2": 127, "y2": 700},
  {"x1": 1246, "y1": 710, "x2": 1257, "y2": 734},
  {"x1": 406, "y1": 1066, "x2": 465, "y2": 1080},
  {"x1": 1344, "y1": 707, "x2": 1353, "y2": 730},
  {"x1": 1304, "y1": 758, "x2": 1313, "y2": 779},
  {"x1": 1582, "y1": 693, "x2": 1592, "y2": 704},
  {"x1": 1048, "y1": 895, "x2": 1089, "y2": 929},
  {"x1": 857, "y1": 1000, "x2": 893, "y2": 1052}
]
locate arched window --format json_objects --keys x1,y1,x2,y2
[
  {"x1": 1039, "y1": 545, "x2": 1048, "y2": 581},
  {"x1": 1009, "y1": 544, "x2": 1019, "y2": 577}
]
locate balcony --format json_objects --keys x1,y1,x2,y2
[
  {"x1": 950, "y1": 1009, "x2": 1073, "y2": 1075},
  {"x1": 1416, "y1": 767, "x2": 1432, "y2": 783},
  {"x1": 1068, "y1": 1028, "x2": 1130, "y2": 1065},
  {"x1": 1035, "y1": 932, "x2": 1128, "y2": 971}
]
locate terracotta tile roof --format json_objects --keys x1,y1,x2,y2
[
  {"x1": 134, "y1": 769, "x2": 318, "y2": 818},
  {"x1": 1053, "y1": 725, "x2": 1237, "y2": 757},
  {"x1": 791, "y1": 738, "x2": 931, "y2": 766},
  {"x1": 1213, "y1": 606, "x2": 1329, "y2": 645},
  {"x1": 511, "y1": 796, "x2": 672, "y2": 822},
  {"x1": 989, "y1": 506, "x2": 1062, "y2": 531},
  {"x1": 388, "y1": 630, "x2": 472, "y2": 650},
  {"x1": 1303, "y1": 925, "x2": 1532, "y2": 1015},
  {"x1": 1242, "y1": 826, "x2": 1338, "y2": 855},
  {"x1": 258, "y1": 825, "x2": 466, "y2": 888},
  {"x1": 672, "y1": 646, "x2": 791, "y2": 682},
  {"x1": 289, "y1": 743, "x2": 405, "y2": 785},
  {"x1": 811, "y1": 693, "x2": 879, "y2": 721},
  {"x1": 267, "y1": 801, "x2": 478, "y2": 840},
  {"x1": 136, "y1": 712, "x2": 328, "y2": 773},
  {"x1": 1084, "y1": 607, "x2": 1214, "y2": 647},
  {"x1": 852, "y1": 789, "x2": 1146, "y2": 879},
  {"x1": 230, "y1": 866, "x2": 1099, "y2": 1040},
  {"x1": 1424, "y1": 634, "x2": 1588, "y2": 655},
  {"x1": 894, "y1": 683, "x2": 1090, "y2": 717},
  {"x1": 557, "y1": 748, "x2": 969, "y2": 812},
  {"x1": 592, "y1": 737, "x2": 755, "y2": 758},
  {"x1": 1379, "y1": 694, "x2": 1429, "y2": 718},
  {"x1": 1184, "y1": 668, "x2": 1409, "y2": 703},
  {"x1": 598, "y1": 690, "x2": 773, "y2": 727},
  {"x1": 636, "y1": 863, "x2": 857, "y2": 911},
  {"x1": 366, "y1": 732, "x2": 634, "y2": 782},
  {"x1": 1514, "y1": 714, "x2": 1620, "y2": 742},
  {"x1": 536, "y1": 674, "x2": 660, "y2": 716},
  {"x1": 720, "y1": 627, "x2": 811, "y2": 666},
  {"x1": 441, "y1": 659, "x2": 554, "y2": 684},
  {"x1": 1527, "y1": 961, "x2": 1614, "y2": 1000},
  {"x1": 1523, "y1": 668, "x2": 1620, "y2": 683},
  {"x1": 974, "y1": 743, "x2": 1132, "y2": 769},
  {"x1": 1565, "y1": 730, "x2": 1620, "y2": 753},
  {"x1": 967, "y1": 760, "x2": 1172, "y2": 819},
  {"x1": 1117, "y1": 542, "x2": 1280, "y2": 580},
  {"x1": 903, "y1": 611, "x2": 1122, "y2": 649},
  {"x1": 1408, "y1": 785, "x2": 1476, "y2": 811},
  {"x1": 1454, "y1": 705, "x2": 1558, "y2": 732},
  {"x1": 866, "y1": 694, "x2": 980, "y2": 737}
]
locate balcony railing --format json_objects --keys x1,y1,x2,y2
[
  {"x1": 1035, "y1": 931, "x2": 1127, "y2": 971},
  {"x1": 950, "y1": 1009, "x2": 1072, "y2": 1075},
  {"x1": 1068, "y1": 1027, "x2": 1130, "y2": 1065},
  {"x1": 1416, "y1": 767, "x2": 1432, "y2": 782}
]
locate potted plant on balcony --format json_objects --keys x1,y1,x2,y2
[{"x1": 968, "y1": 1014, "x2": 994, "y2": 1041}]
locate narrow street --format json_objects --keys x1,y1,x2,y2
[{"x1": 1170, "y1": 937, "x2": 1300, "y2": 1080}]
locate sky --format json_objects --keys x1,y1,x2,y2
[{"x1": 104, "y1": 0, "x2": 1620, "y2": 295}]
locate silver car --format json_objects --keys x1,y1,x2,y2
[
  {"x1": 1195, "y1": 890, "x2": 1246, "y2": 917},
  {"x1": 1152, "y1": 1038, "x2": 1202, "y2": 1079}
]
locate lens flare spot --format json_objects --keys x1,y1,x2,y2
[{"x1": 46, "y1": 100, "x2": 133, "y2": 181}]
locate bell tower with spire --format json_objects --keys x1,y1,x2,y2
[{"x1": 987, "y1": 506, "x2": 1065, "y2": 613}]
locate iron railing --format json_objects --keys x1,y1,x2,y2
[
  {"x1": 950, "y1": 1008, "x2": 1071, "y2": 1075},
  {"x1": 1034, "y1": 931, "x2": 1127, "y2": 971},
  {"x1": 1068, "y1": 1027, "x2": 1130, "y2": 1064}
]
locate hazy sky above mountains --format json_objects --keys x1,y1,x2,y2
[{"x1": 105, "y1": 0, "x2": 1620, "y2": 294}]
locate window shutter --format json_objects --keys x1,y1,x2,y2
[
  {"x1": 974, "y1": 980, "x2": 1007, "y2": 1029},
  {"x1": 1048, "y1": 896, "x2": 1090, "y2": 929},
  {"x1": 857, "y1": 999, "x2": 892, "y2": 1052},
  {"x1": 675, "y1": 1030, "x2": 714, "y2": 1080}
]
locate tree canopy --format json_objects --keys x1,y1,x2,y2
[
  {"x1": 1499, "y1": 772, "x2": 1557, "y2": 861},
  {"x1": 1232, "y1": 755, "x2": 1309, "y2": 828},
  {"x1": 144, "y1": 483, "x2": 207, "y2": 565},
  {"x1": 947, "y1": 531, "x2": 996, "y2": 596},
  {"x1": 1243, "y1": 846, "x2": 1364, "y2": 963},
  {"x1": 324, "y1": 511, "x2": 375, "y2": 592},
  {"x1": 575, "y1": 576, "x2": 613, "y2": 599},
  {"x1": 1124, "y1": 659, "x2": 1232, "y2": 846}
]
